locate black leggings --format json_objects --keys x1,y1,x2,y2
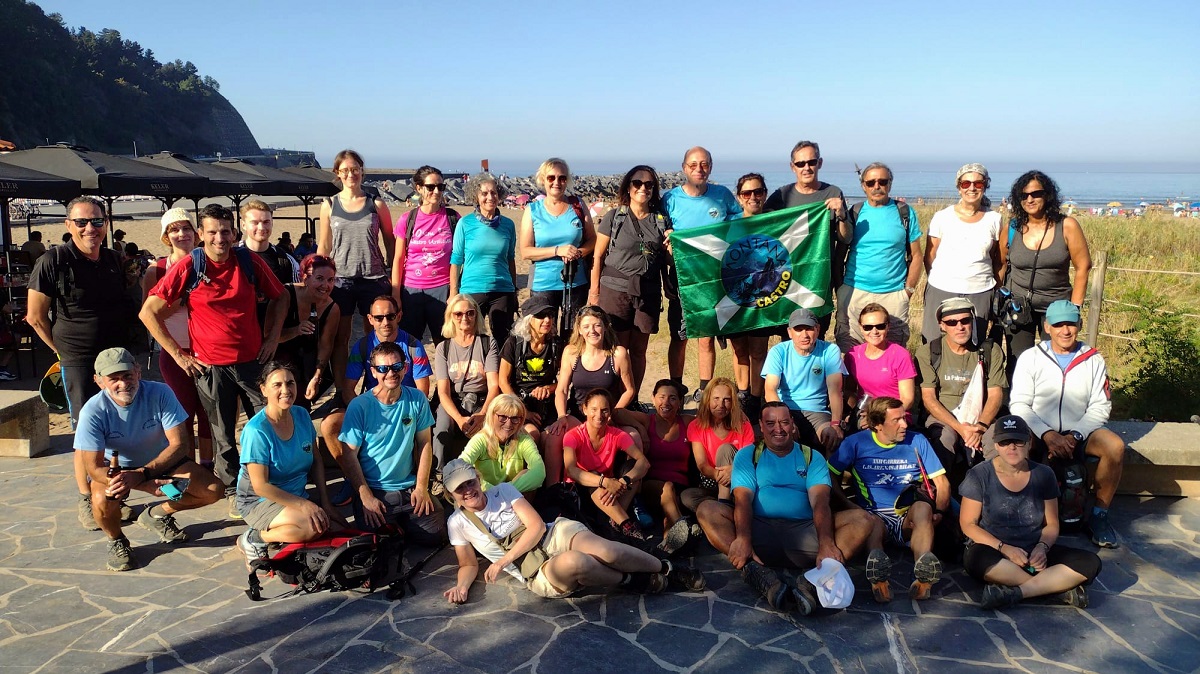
[
  {"x1": 963, "y1": 542, "x2": 1101, "y2": 584},
  {"x1": 468, "y1": 291, "x2": 518, "y2": 347}
]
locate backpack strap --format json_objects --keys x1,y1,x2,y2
[
  {"x1": 358, "y1": 336, "x2": 373, "y2": 393},
  {"x1": 50, "y1": 245, "x2": 74, "y2": 316},
  {"x1": 848, "y1": 201, "x2": 912, "y2": 264},
  {"x1": 751, "y1": 441, "x2": 812, "y2": 468},
  {"x1": 183, "y1": 247, "x2": 259, "y2": 306},
  {"x1": 407, "y1": 208, "x2": 461, "y2": 241}
]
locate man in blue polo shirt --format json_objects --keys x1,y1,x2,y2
[
  {"x1": 763, "y1": 307, "x2": 847, "y2": 455},
  {"x1": 75, "y1": 348, "x2": 223, "y2": 571},
  {"x1": 334, "y1": 341, "x2": 444, "y2": 544}
]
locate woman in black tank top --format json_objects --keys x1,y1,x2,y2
[{"x1": 277, "y1": 255, "x2": 341, "y2": 409}]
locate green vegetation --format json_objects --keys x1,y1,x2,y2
[{"x1": 0, "y1": 0, "x2": 253, "y2": 155}]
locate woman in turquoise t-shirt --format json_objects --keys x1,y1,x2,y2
[
  {"x1": 452, "y1": 173, "x2": 519, "y2": 345},
  {"x1": 235, "y1": 362, "x2": 342, "y2": 564},
  {"x1": 518, "y1": 158, "x2": 595, "y2": 330}
]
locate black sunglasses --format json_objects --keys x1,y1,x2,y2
[
  {"x1": 1021, "y1": 189, "x2": 1047, "y2": 201},
  {"x1": 793, "y1": 159, "x2": 820, "y2": 169},
  {"x1": 941, "y1": 317, "x2": 971, "y2": 327},
  {"x1": 860, "y1": 322, "x2": 888, "y2": 332},
  {"x1": 370, "y1": 312, "x2": 398, "y2": 322},
  {"x1": 371, "y1": 363, "x2": 405, "y2": 374},
  {"x1": 738, "y1": 187, "x2": 768, "y2": 199},
  {"x1": 69, "y1": 217, "x2": 106, "y2": 228},
  {"x1": 423, "y1": 183, "x2": 446, "y2": 191},
  {"x1": 863, "y1": 179, "x2": 891, "y2": 188},
  {"x1": 629, "y1": 179, "x2": 656, "y2": 190}
]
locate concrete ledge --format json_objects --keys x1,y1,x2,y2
[
  {"x1": 1107, "y1": 421, "x2": 1200, "y2": 497},
  {"x1": 0, "y1": 390, "x2": 50, "y2": 458}
]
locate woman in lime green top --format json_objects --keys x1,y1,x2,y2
[{"x1": 459, "y1": 394, "x2": 546, "y2": 496}]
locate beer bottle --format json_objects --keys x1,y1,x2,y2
[{"x1": 106, "y1": 451, "x2": 121, "y2": 501}]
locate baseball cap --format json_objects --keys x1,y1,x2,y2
[
  {"x1": 1045, "y1": 299, "x2": 1081, "y2": 325},
  {"x1": 789, "y1": 307, "x2": 818, "y2": 328},
  {"x1": 95, "y1": 348, "x2": 137, "y2": 377},
  {"x1": 521, "y1": 296, "x2": 557, "y2": 318},
  {"x1": 160, "y1": 208, "x2": 194, "y2": 236},
  {"x1": 936, "y1": 297, "x2": 974, "y2": 320},
  {"x1": 992, "y1": 415, "x2": 1032, "y2": 444},
  {"x1": 442, "y1": 458, "x2": 479, "y2": 493}
]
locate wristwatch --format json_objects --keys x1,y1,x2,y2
[
  {"x1": 141, "y1": 467, "x2": 153, "y2": 483},
  {"x1": 620, "y1": 475, "x2": 633, "y2": 488}
]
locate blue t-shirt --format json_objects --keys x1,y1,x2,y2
[
  {"x1": 339, "y1": 386, "x2": 435, "y2": 491},
  {"x1": 762, "y1": 339, "x2": 846, "y2": 414},
  {"x1": 828, "y1": 430, "x2": 945, "y2": 514},
  {"x1": 844, "y1": 200, "x2": 922, "y2": 293},
  {"x1": 662, "y1": 184, "x2": 740, "y2": 230},
  {"x1": 345, "y1": 330, "x2": 432, "y2": 390},
  {"x1": 236, "y1": 406, "x2": 317, "y2": 510},
  {"x1": 450, "y1": 212, "x2": 517, "y2": 294},
  {"x1": 529, "y1": 200, "x2": 586, "y2": 291},
  {"x1": 74, "y1": 381, "x2": 188, "y2": 468},
  {"x1": 732, "y1": 443, "x2": 831, "y2": 520}
]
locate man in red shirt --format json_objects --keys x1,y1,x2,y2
[{"x1": 141, "y1": 204, "x2": 288, "y2": 513}]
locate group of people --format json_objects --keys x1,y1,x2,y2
[{"x1": 25, "y1": 140, "x2": 1123, "y2": 614}]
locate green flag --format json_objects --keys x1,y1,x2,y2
[{"x1": 669, "y1": 203, "x2": 831, "y2": 337}]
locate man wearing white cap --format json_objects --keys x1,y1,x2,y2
[
  {"x1": 76, "y1": 348, "x2": 223, "y2": 571},
  {"x1": 1009, "y1": 299, "x2": 1124, "y2": 548}
]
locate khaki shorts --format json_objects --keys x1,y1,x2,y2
[{"x1": 526, "y1": 517, "x2": 590, "y2": 599}]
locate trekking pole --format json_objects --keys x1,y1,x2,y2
[{"x1": 559, "y1": 257, "x2": 577, "y2": 340}]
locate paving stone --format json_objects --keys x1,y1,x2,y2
[
  {"x1": 634, "y1": 621, "x2": 721, "y2": 668},
  {"x1": 2, "y1": 584, "x2": 99, "y2": 634},
  {"x1": 694, "y1": 633, "x2": 805, "y2": 673},
  {"x1": 540, "y1": 622, "x2": 660, "y2": 671},
  {"x1": 709, "y1": 602, "x2": 798, "y2": 646},
  {"x1": 979, "y1": 619, "x2": 1035, "y2": 658},
  {"x1": 427, "y1": 611, "x2": 555, "y2": 672},
  {"x1": 913, "y1": 657, "x2": 1018, "y2": 672},
  {"x1": 902, "y1": 616, "x2": 1006, "y2": 663}
]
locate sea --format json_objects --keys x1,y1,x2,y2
[{"x1": 411, "y1": 159, "x2": 1200, "y2": 208}]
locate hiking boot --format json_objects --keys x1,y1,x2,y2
[
  {"x1": 1089, "y1": 510, "x2": 1120, "y2": 548},
  {"x1": 119, "y1": 500, "x2": 135, "y2": 522},
  {"x1": 618, "y1": 519, "x2": 647, "y2": 542},
  {"x1": 0, "y1": 367, "x2": 17, "y2": 382},
  {"x1": 980, "y1": 583, "x2": 1023, "y2": 609},
  {"x1": 909, "y1": 552, "x2": 942, "y2": 601},
  {"x1": 865, "y1": 548, "x2": 893, "y2": 603},
  {"x1": 137, "y1": 505, "x2": 188, "y2": 543},
  {"x1": 78, "y1": 494, "x2": 100, "y2": 531},
  {"x1": 789, "y1": 578, "x2": 818, "y2": 617},
  {"x1": 658, "y1": 518, "x2": 691, "y2": 556},
  {"x1": 741, "y1": 561, "x2": 788, "y2": 610},
  {"x1": 227, "y1": 495, "x2": 243, "y2": 520},
  {"x1": 664, "y1": 560, "x2": 707, "y2": 592},
  {"x1": 237, "y1": 529, "x2": 269, "y2": 571},
  {"x1": 106, "y1": 537, "x2": 136, "y2": 572},
  {"x1": 624, "y1": 571, "x2": 666, "y2": 594},
  {"x1": 1061, "y1": 585, "x2": 1089, "y2": 608}
]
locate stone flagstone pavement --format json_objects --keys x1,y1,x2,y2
[{"x1": 2, "y1": 434, "x2": 1199, "y2": 673}]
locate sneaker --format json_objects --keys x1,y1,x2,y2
[
  {"x1": 664, "y1": 560, "x2": 707, "y2": 592},
  {"x1": 618, "y1": 519, "x2": 647, "y2": 542},
  {"x1": 1061, "y1": 585, "x2": 1089, "y2": 608},
  {"x1": 631, "y1": 499, "x2": 654, "y2": 529},
  {"x1": 106, "y1": 537, "x2": 136, "y2": 572},
  {"x1": 789, "y1": 578, "x2": 818, "y2": 617},
  {"x1": 237, "y1": 529, "x2": 269, "y2": 570},
  {"x1": 137, "y1": 505, "x2": 188, "y2": 543},
  {"x1": 909, "y1": 552, "x2": 942, "y2": 601},
  {"x1": 78, "y1": 494, "x2": 100, "y2": 531},
  {"x1": 0, "y1": 368, "x2": 17, "y2": 381},
  {"x1": 741, "y1": 561, "x2": 788, "y2": 610},
  {"x1": 980, "y1": 583, "x2": 1023, "y2": 609},
  {"x1": 227, "y1": 495, "x2": 243, "y2": 520},
  {"x1": 119, "y1": 500, "x2": 135, "y2": 523},
  {"x1": 1089, "y1": 510, "x2": 1120, "y2": 549},
  {"x1": 865, "y1": 549, "x2": 893, "y2": 603},
  {"x1": 623, "y1": 571, "x2": 667, "y2": 594},
  {"x1": 658, "y1": 518, "x2": 691, "y2": 556},
  {"x1": 691, "y1": 387, "x2": 705, "y2": 404}
]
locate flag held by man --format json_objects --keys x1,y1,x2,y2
[{"x1": 670, "y1": 203, "x2": 831, "y2": 338}]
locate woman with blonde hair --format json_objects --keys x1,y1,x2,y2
[
  {"x1": 682, "y1": 377, "x2": 755, "y2": 512},
  {"x1": 499, "y1": 297, "x2": 561, "y2": 441},
  {"x1": 458, "y1": 394, "x2": 545, "y2": 497},
  {"x1": 519, "y1": 158, "x2": 595, "y2": 329},
  {"x1": 433, "y1": 294, "x2": 500, "y2": 471}
]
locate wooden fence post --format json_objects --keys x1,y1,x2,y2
[{"x1": 1085, "y1": 250, "x2": 1108, "y2": 344}]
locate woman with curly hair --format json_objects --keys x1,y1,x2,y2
[
  {"x1": 999, "y1": 171, "x2": 1092, "y2": 364},
  {"x1": 458, "y1": 394, "x2": 545, "y2": 497},
  {"x1": 499, "y1": 297, "x2": 561, "y2": 441},
  {"x1": 681, "y1": 377, "x2": 755, "y2": 512},
  {"x1": 452, "y1": 173, "x2": 519, "y2": 344}
]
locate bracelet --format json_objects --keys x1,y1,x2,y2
[
  {"x1": 1036, "y1": 541, "x2": 1050, "y2": 551},
  {"x1": 554, "y1": 245, "x2": 560, "y2": 256},
  {"x1": 598, "y1": 476, "x2": 605, "y2": 489},
  {"x1": 997, "y1": 542, "x2": 1005, "y2": 554}
]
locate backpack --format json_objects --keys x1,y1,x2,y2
[
  {"x1": 404, "y1": 207, "x2": 461, "y2": 241},
  {"x1": 835, "y1": 201, "x2": 912, "y2": 288},
  {"x1": 928, "y1": 337, "x2": 992, "y2": 387},
  {"x1": 601, "y1": 206, "x2": 670, "y2": 279},
  {"x1": 181, "y1": 247, "x2": 258, "y2": 307},
  {"x1": 49, "y1": 244, "x2": 125, "y2": 318}
]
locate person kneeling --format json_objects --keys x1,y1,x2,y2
[
  {"x1": 828, "y1": 397, "x2": 951, "y2": 602},
  {"x1": 441, "y1": 459, "x2": 702, "y2": 602},
  {"x1": 78, "y1": 348, "x2": 223, "y2": 571}
]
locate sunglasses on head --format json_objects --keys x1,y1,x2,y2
[
  {"x1": 860, "y1": 322, "x2": 888, "y2": 332},
  {"x1": 629, "y1": 178, "x2": 656, "y2": 190},
  {"x1": 863, "y1": 179, "x2": 890, "y2": 188},
  {"x1": 793, "y1": 158, "x2": 819, "y2": 169},
  {"x1": 371, "y1": 363, "x2": 405, "y2": 374},
  {"x1": 370, "y1": 312, "x2": 398, "y2": 322},
  {"x1": 958, "y1": 180, "x2": 986, "y2": 189},
  {"x1": 941, "y1": 317, "x2": 972, "y2": 327},
  {"x1": 1021, "y1": 189, "x2": 1046, "y2": 201},
  {"x1": 738, "y1": 187, "x2": 768, "y2": 199}
]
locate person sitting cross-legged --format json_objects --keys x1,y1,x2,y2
[
  {"x1": 828, "y1": 397, "x2": 951, "y2": 603},
  {"x1": 77, "y1": 348, "x2": 223, "y2": 571},
  {"x1": 695, "y1": 402, "x2": 875, "y2": 616},
  {"x1": 441, "y1": 459, "x2": 703, "y2": 603}
]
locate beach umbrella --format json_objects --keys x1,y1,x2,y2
[
  {"x1": 1107, "y1": 201, "x2": 1122, "y2": 207},
  {"x1": 515, "y1": 194, "x2": 531, "y2": 206},
  {"x1": 1062, "y1": 200, "x2": 1078, "y2": 206},
  {"x1": 136, "y1": 151, "x2": 287, "y2": 222},
  {"x1": 1191, "y1": 202, "x2": 1200, "y2": 210},
  {"x1": 1173, "y1": 202, "x2": 1186, "y2": 210},
  {"x1": 0, "y1": 161, "x2": 82, "y2": 245},
  {"x1": 1138, "y1": 201, "x2": 1149, "y2": 207}
]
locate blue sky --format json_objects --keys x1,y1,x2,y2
[{"x1": 33, "y1": 0, "x2": 1200, "y2": 170}]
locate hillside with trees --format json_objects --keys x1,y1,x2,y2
[{"x1": 0, "y1": 0, "x2": 261, "y2": 156}]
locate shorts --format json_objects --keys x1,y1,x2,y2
[
  {"x1": 788, "y1": 409, "x2": 833, "y2": 450},
  {"x1": 527, "y1": 517, "x2": 590, "y2": 599},
  {"x1": 333, "y1": 277, "x2": 391, "y2": 317},
  {"x1": 243, "y1": 498, "x2": 288, "y2": 531},
  {"x1": 666, "y1": 294, "x2": 686, "y2": 341},
  {"x1": 751, "y1": 516, "x2": 819, "y2": 569},
  {"x1": 597, "y1": 287, "x2": 660, "y2": 334},
  {"x1": 871, "y1": 510, "x2": 909, "y2": 547}
]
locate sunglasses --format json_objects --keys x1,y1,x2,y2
[
  {"x1": 997, "y1": 439, "x2": 1029, "y2": 447},
  {"x1": 958, "y1": 180, "x2": 986, "y2": 190},
  {"x1": 629, "y1": 179, "x2": 656, "y2": 191},
  {"x1": 453, "y1": 310, "x2": 477, "y2": 319},
  {"x1": 546, "y1": 175, "x2": 568, "y2": 184},
  {"x1": 69, "y1": 217, "x2": 106, "y2": 228},
  {"x1": 738, "y1": 187, "x2": 768, "y2": 199},
  {"x1": 863, "y1": 179, "x2": 890, "y2": 188},
  {"x1": 941, "y1": 317, "x2": 972, "y2": 327},
  {"x1": 1021, "y1": 189, "x2": 1046, "y2": 201},
  {"x1": 371, "y1": 363, "x2": 405, "y2": 374},
  {"x1": 534, "y1": 310, "x2": 556, "y2": 320},
  {"x1": 423, "y1": 183, "x2": 446, "y2": 191},
  {"x1": 495, "y1": 413, "x2": 521, "y2": 425},
  {"x1": 792, "y1": 158, "x2": 820, "y2": 169},
  {"x1": 370, "y1": 312, "x2": 398, "y2": 322},
  {"x1": 685, "y1": 162, "x2": 711, "y2": 171},
  {"x1": 860, "y1": 322, "x2": 888, "y2": 332}
]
